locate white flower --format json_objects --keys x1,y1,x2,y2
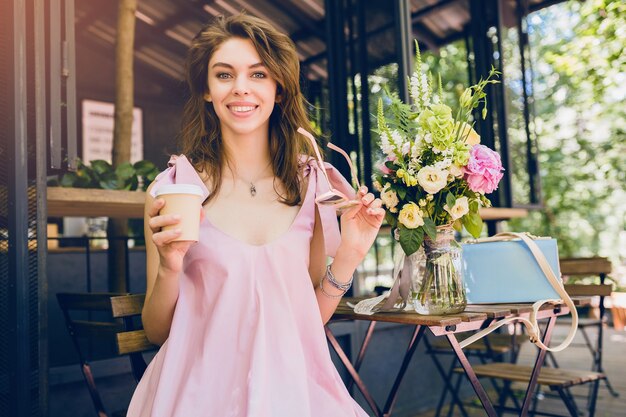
[
  {"x1": 380, "y1": 132, "x2": 395, "y2": 156},
  {"x1": 434, "y1": 158, "x2": 453, "y2": 171},
  {"x1": 417, "y1": 166, "x2": 448, "y2": 194},
  {"x1": 449, "y1": 164, "x2": 463, "y2": 178},
  {"x1": 380, "y1": 184, "x2": 399, "y2": 211},
  {"x1": 390, "y1": 130, "x2": 404, "y2": 148},
  {"x1": 411, "y1": 142, "x2": 421, "y2": 158},
  {"x1": 401, "y1": 142, "x2": 411, "y2": 155},
  {"x1": 410, "y1": 72, "x2": 430, "y2": 105},
  {"x1": 424, "y1": 133, "x2": 433, "y2": 144},
  {"x1": 373, "y1": 180, "x2": 383, "y2": 192},
  {"x1": 398, "y1": 203, "x2": 425, "y2": 229},
  {"x1": 444, "y1": 196, "x2": 469, "y2": 220}
]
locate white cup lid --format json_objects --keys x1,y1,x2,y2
[{"x1": 155, "y1": 184, "x2": 204, "y2": 197}]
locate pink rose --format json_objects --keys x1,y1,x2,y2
[
  {"x1": 378, "y1": 162, "x2": 392, "y2": 175},
  {"x1": 463, "y1": 145, "x2": 504, "y2": 194},
  {"x1": 378, "y1": 156, "x2": 396, "y2": 175}
]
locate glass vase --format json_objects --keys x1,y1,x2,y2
[{"x1": 410, "y1": 227, "x2": 467, "y2": 315}]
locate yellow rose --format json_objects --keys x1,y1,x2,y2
[
  {"x1": 444, "y1": 196, "x2": 469, "y2": 220},
  {"x1": 398, "y1": 203, "x2": 425, "y2": 229},
  {"x1": 458, "y1": 122, "x2": 480, "y2": 146}
]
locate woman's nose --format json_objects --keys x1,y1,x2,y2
[{"x1": 232, "y1": 77, "x2": 249, "y2": 96}]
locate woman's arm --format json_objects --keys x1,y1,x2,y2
[
  {"x1": 141, "y1": 183, "x2": 197, "y2": 345},
  {"x1": 310, "y1": 187, "x2": 384, "y2": 324}
]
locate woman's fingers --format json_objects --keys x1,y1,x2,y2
[
  {"x1": 361, "y1": 192, "x2": 375, "y2": 205},
  {"x1": 148, "y1": 213, "x2": 181, "y2": 233},
  {"x1": 366, "y1": 206, "x2": 386, "y2": 217},
  {"x1": 148, "y1": 198, "x2": 165, "y2": 218},
  {"x1": 151, "y1": 228, "x2": 182, "y2": 247}
]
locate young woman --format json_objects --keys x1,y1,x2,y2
[{"x1": 128, "y1": 14, "x2": 384, "y2": 417}]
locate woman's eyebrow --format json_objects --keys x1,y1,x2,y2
[{"x1": 211, "y1": 62, "x2": 266, "y2": 69}]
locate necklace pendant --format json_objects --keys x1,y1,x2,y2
[{"x1": 250, "y1": 183, "x2": 257, "y2": 197}]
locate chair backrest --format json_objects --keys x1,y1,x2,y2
[
  {"x1": 110, "y1": 293, "x2": 155, "y2": 381},
  {"x1": 560, "y1": 257, "x2": 612, "y2": 276},
  {"x1": 560, "y1": 257, "x2": 613, "y2": 297},
  {"x1": 56, "y1": 292, "x2": 156, "y2": 417}
]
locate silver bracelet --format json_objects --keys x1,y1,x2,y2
[
  {"x1": 319, "y1": 276, "x2": 345, "y2": 298},
  {"x1": 325, "y1": 264, "x2": 353, "y2": 292}
]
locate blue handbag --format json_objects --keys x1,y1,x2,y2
[
  {"x1": 461, "y1": 236, "x2": 562, "y2": 303},
  {"x1": 458, "y1": 232, "x2": 577, "y2": 352}
]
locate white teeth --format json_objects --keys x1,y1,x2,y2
[{"x1": 230, "y1": 106, "x2": 255, "y2": 112}]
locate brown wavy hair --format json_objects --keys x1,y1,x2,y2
[{"x1": 179, "y1": 14, "x2": 316, "y2": 205}]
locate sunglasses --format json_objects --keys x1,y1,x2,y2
[{"x1": 297, "y1": 127, "x2": 361, "y2": 209}]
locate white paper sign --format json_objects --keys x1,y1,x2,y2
[{"x1": 82, "y1": 99, "x2": 143, "y2": 164}]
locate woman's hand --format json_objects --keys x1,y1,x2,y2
[
  {"x1": 147, "y1": 198, "x2": 203, "y2": 274},
  {"x1": 337, "y1": 186, "x2": 385, "y2": 263}
]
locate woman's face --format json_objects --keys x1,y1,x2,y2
[{"x1": 205, "y1": 37, "x2": 279, "y2": 139}]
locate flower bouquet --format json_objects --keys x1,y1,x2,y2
[{"x1": 374, "y1": 44, "x2": 504, "y2": 314}]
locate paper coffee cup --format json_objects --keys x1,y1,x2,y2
[{"x1": 155, "y1": 184, "x2": 204, "y2": 242}]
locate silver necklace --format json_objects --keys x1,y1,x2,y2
[{"x1": 237, "y1": 162, "x2": 272, "y2": 197}]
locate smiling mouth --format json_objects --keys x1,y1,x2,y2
[{"x1": 228, "y1": 105, "x2": 257, "y2": 113}]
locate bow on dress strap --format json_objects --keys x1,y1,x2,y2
[
  {"x1": 149, "y1": 155, "x2": 210, "y2": 201},
  {"x1": 302, "y1": 156, "x2": 357, "y2": 258}
]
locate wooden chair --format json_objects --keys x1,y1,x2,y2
[
  {"x1": 560, "y1": 257, "x2": 619, "y2": 398},
  {"x1": 449, "y1": 258, "x2": 614, "y2": 417},
  {"x1": 427, "y1": 332, "x2": 525, "y2": 417},
  {"x1": 57, "y1": 292, "x2": 156, "y2": 417},
  {"x1": 465, "y1": 362, "x2": 606, "y2": 416}
]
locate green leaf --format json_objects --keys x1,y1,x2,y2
[
  {"x1": 384, "y1": 211, "x2": 397, "y2": 228},
  {"x1": 396, "y1": 187, "x2": 407, "y2": 200},
  {"x1": 59, "y1": 172, "x2": 78, "y2": 187},
  {"x1": 90, "y1": 160, "x2": 113, "y2": 175},
  {"x1": 115, "y1": 162, "x2": 135, "y2": 181},
  {"x1": 422, "y1": 217, "x2": 437, "y2": 240},
  {"x1": 445, "y1": 192, "x2": 456, "y2": 209},
  {"x1": 399, "y1": 226, "x2": 424, "y2": 256},
  {"x1": 134, "y1": 160, "x2": 157, "y2": 176},
  {"x1": 462, "y1": 211, "x2": 483, "y2": 238},
  {"x1": 145, "y1": 171, "x2": 158, "y2": 181},
  {"x1": 99, "y1": 179, "x2": 119, "y2": 190}
]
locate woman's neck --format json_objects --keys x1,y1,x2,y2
[{"x1": 221, "y1": 130, "x2": 272, "y2": 180}]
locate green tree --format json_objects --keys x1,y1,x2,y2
[{"x1": 507, "y1": 0, "x2": 626, "y2": 273}]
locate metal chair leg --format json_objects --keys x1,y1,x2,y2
[{"x1": 556, "y1": 388, "x2": 580, "y2": 417}]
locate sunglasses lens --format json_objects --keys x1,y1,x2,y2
[{"x1": 317, "y1": 194, "x2": 346, "y2": 205}]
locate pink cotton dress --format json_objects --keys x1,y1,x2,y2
[{"x1": 127, "y1": 155, "x2": 369, "y2": 417}]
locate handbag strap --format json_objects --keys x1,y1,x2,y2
[{"x1": 459, "y1": 232, "x2": 578, "y2": 352}]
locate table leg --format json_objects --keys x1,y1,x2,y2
[
  {"x1": 382, "y1": 325, "x2": 426, "y2": 416},
  {"x1": 519, "y1": 315, "x2": 557, "y2": 416},
  {"x1": 423, "y1": 336, "x2": 470, "y2": 417},
  {"x1": 445, "y1": 333, "x2": 498, "y2": 417},
  {"x1": 347, "y1": 321, "x2": 378, "y2": 391},
  {"x1": 325, "y1": 325, "x2": 382, "y2": 416}
]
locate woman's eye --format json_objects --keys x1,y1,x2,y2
[
  {"x1": 216, "y1": 73, "x2": 232, "y2": 79},
  {"x1": 251, "y1": 72, "x2": 266, "y2": 79}
]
